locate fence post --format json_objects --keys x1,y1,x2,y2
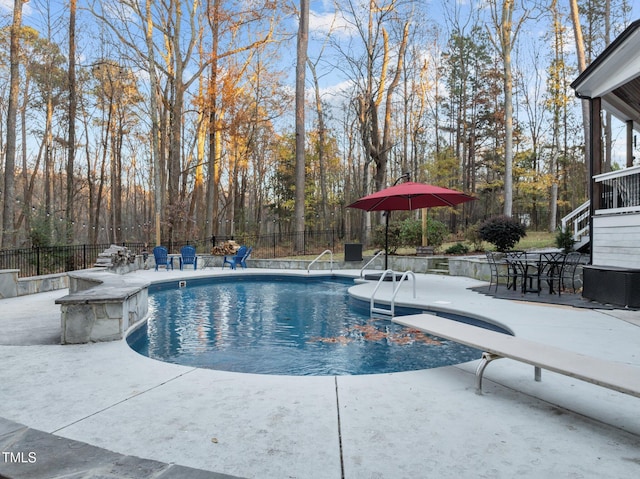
[{"x1": 36, "y1": 247, "x2": 41, "y2": 276}]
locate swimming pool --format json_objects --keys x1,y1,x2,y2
[{"x1": 127, "y1": 275, "x2": 501, "y2": 375}]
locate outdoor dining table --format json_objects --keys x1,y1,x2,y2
[{"x1": 505, "y1": 252, "x2": 566, "y2": 295}]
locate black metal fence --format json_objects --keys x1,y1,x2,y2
[{"x1": 0, "y1": 230, "x2": 349, "y2": 277}]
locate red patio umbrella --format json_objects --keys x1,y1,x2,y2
[{"x1": 347, "y1": 182, "x2": 476, "y2": 270}]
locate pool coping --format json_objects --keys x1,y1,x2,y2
[{"x1": 2, "y1": 268, "x2": 640, "y2": 479}]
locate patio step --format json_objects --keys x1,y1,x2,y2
[{"x1": 427, "y1": 260, "x2": 450, "y2": 275}]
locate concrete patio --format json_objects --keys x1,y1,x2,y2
[{"x1": 1, "y1": 268, "x2": 640, "y2": 478}]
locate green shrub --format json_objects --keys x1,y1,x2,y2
[
  {"x1": 373, "y1": 217, "x2": 449, "y2": 253},
  {"x1": 426, "y1": 219, "x2": 449, "y2": 248},
  {"x1": 29, "y1": 211, "x2": 53, "y2": 247},
  {"x1": 445, "y1": 242, "x2": 470, "y2": 255},
  {"x1": 399, "y1": 218, "x2": 422, "y2": 246},
  {"x1": 372, "y1": 221, "x2": 401, "y2": 254},
  {"x1": 464, "y1": 223, "x2": 484, "y2": 251},
  {"x1": 479, "y1": 215, "x2": 526, "y2": 252},
  {"x1": 555, "y1": 228, "x2": 575, "y2": 253},
  {"x1": 397, "y1": 217, "x2": 449, "y2": 248}
]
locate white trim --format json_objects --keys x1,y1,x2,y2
[
  {"x1": 593, "y1": 165, "x2": 640, "y2": 182},
  {"x1": 595, "y1": 206, "x2": 640, "y2": 215}
]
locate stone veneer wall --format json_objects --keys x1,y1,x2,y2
[
  {"x1": 0, "y1": 270, "x2": 70, "y2": 299},
  {"x1": 56, "y1": 271, "x2": 149, "y2": 344},
  {"x1": 0, "y1": 270, "x2": 19, "y2": 299},
  {"x1": 247, "y1": 255, "x2": 455, "y2": 274},
  {"x1": 17, "y1": 272, "x2": 69, "y2": 296}
]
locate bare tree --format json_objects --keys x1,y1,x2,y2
[
  {"x1": 294, "y1": 0, "x2": 309, "y2": 251},
  {"x1": 486, "y1": 0, "x2": 530, "y2": 218},
  {"x1": 568, "y1": 0, "x2": 590, "y2": 188},
  {"x1": 66, "y1": 0, "x2": 77, "y2": 243},
  {"x1": 2, "y1": 0, "x2": 27, "y2": 248},
  {"x1": 547, "y1": 0, "x2": 563, "y2": 231}
]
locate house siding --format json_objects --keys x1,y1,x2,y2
[{"x1": 592, "y1": 212, "x2": 640, "y2": 268}]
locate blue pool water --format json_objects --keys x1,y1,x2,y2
[{"x1": 127, "y1": 275, "x2": 496, "y2": 375}]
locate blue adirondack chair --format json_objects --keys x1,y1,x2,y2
[
  {"x1": 238, "y1": 246, "x2": 252, "y2": 268},
  {"x1": 223, "y1": 245, "x2": 251, "y2": 270},
  {"x1": 153, "y1": 246, "x2": 173, "y2": 271},
  {"x1": 179, "y1": 245, "x2": 197, "y2": 270}
]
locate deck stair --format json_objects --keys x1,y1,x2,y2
[{"x1": 561, "y1": 200, "x2": 590, "y2": 251}]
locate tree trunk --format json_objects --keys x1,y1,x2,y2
[
  {"x1": 2, "y1": 0, "x2": 26, "y2": 248},
  {"x1": 569, "y1": 0, "x2": 590, "y2": 189},
  {"x1": 66, "y1": 0, "x2": 77, "y2": 243},
  {"x1": 500, "y1": 0, "x2": 515, "y2": 218},
  {"x1": 206, "y1": 0, "x2": 220, "y2": 240},
  {"x1": 145, "y1": 0, "x2": 163, "y2": 245},
  {"x1": 308, "y1": 60, "x2": 328, "y2": 228},
  {"x1": 294, "y1": 0, "x2": 309, "y2": 251}
]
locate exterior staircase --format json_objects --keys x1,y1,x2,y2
[{"x1": 561, "y1": 200, "x2": 590, "y2": 251}]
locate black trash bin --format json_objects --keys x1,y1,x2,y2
[{"x1": 344, "y1": 243, "x2": 363, "y2": 262}]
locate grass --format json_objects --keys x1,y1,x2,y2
[
  {"x1": 390, "y1": 230, "x2": 557, "y2": 256},
  {"x1": 511, "y1": 231, "x2": 558, "y2": 251},
  {"x1": 281, "y1": 231, "x2": 558, "y2": 260}
]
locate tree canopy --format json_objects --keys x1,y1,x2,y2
[{"x1": 0, "y1": 0, "x2": 637, "y2": 249}]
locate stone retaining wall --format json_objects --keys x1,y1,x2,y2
[
  {"x1": 0, "y1": 269, "x2": 19, "y2": 299},
  {"x1": 55, "y1": 271, "x2": 149, "y2": 344},
  {"x1": 247, "y1": 255, "x2": 453, "y2": 274},
  {"x1": 17, "y1": 272, "x2": 70, "y2": 296},
  {"x1": 1, "y1": 270, "x2": 70, "y2": 298}
]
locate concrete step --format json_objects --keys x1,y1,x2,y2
[{"x1": 426, "y1": 268, "x2": 449, "y2": 275}]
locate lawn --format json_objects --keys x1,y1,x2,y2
[{"x1": 283, "y1": 231, "x2": 558, "y2": 261}]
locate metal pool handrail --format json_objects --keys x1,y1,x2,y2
[
  {"x1": 307, "y1": 250, "x2": 333, "y2": 273},
  {"x1": 370, "y1": 270, "x2": 416, "y2": 318},
  {"x1": 360, "y1": 250, "x2": 385, "y2": 278}
]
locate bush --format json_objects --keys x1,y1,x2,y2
[
  {"x1": 373, "y1": 217, "x2": 449, "y2": 253},
  {"x1": 29, "y1": 211, "x2": 53, "y2": 247},
  {"x1": 464, "y1": 223, "x2": 484, "y2": 251},
  {"x1": 399, "y1": 218, "x2": 422, "y2": 246},
  {"x1": 426, "y1": 219, "x2": 449, "y2": 248},
  {"x1": 372, "y1": 221, "x2": 401, "y2": 254},
  {"x1": 555, "y1": 228, "x2": 575, "y2": 253},
  {"x1": 479, "y1": 215, "x2": 527, "y2": 252},
  {"x1": 445, "y1": 242, "x2": 470, "y2": 255}
]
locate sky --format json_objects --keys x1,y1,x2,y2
[{"x1": 2, "y1": 0, "x2": 639, "y2": 164}]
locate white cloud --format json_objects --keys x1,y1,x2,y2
[
  {"x1": 309, "y1": 9, "x2": 356, "y2": 38},
  {"x1": 321, "y1": 78, "x2": 355, "y2": 98},
  {"x1": 0, "y1": 0, "x2": 34, "y2": 16}
]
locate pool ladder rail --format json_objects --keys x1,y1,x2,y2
[
  {"x1": 370, "y1": 270, "x2": 416, "y2": 319},
  {"x1": 359, "y1": 250, "x2": 385, "y2": 278},
  {"x1": 307, "y1": 249, "x2": 333, "y2": 273}
]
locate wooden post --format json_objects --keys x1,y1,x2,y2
[
  {"x1": 421, "y1": 208, "x2": 428, "y2": 246},
  {"x1": 627, "y1": 120, "x2": 634, "y2": 168}
]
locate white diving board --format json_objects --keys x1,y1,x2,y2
[{"x1": 393, "y1": 313, "x2": 640, "y2": 398}]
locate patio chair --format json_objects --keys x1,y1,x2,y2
[
  {"x1": 486, "y1": 251, "x2": 517, "y2": 292},
  {"x1": 239, "y1": 246, "x2": 252, "y2": 268},
  {"x1": 179, "y1": 245, "x2": 198, "y2": 270},
  {"x1": 223, "y1": 245, "x2": 248, "y2": 270},
  {"x1": 560, "y1": 252, "x2": 583, "y2": 293},
  {"x1": 153, "y1": 246, "x2": 173, "y2": 271},
  {"x1": 504, "y1": 250, "x2": 529, "y2": 292},
  {"x1": 534, "y1": 252, "x2": 567, "y2": 296}
]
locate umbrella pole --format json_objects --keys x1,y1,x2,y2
[{"x1": 385, "y1": 210, "x2": 390, "y2": 270}]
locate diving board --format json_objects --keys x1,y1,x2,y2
[{"x1": 393, "y1": 313, "x2": 640, "y2": 398}]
